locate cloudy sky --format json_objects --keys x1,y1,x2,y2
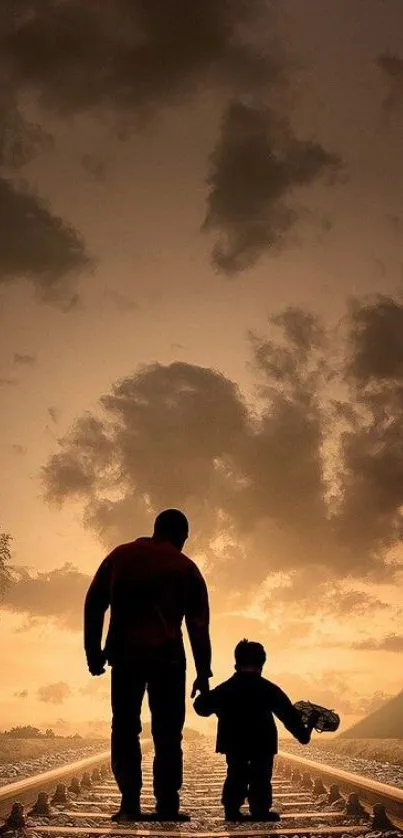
[{"x1": 1, "y1": 0, "x2": 403, "y2": 736}]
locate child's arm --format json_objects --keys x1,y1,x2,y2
[
  {"x1": 271, "y1": 686, "x2": 314, "y2": 744},
  {"x1": 193, "y1": 686, "x2": 220, "y2": 717}
]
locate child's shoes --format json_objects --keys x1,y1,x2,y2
[
  {"x1": 250, "y1": 810, "x2": 280, "y2": 822},
  {"x1": 225, "y1": 810, "x2": 248, "y2": 822}
]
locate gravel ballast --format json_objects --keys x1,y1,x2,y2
[
  {"x1": 0, "y1": 742, "x2": 108, "y2": 788},
  {"x1": 281, "y1": 740, "x2": 403, "y2": 790}
]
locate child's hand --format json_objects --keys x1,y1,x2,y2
[
  {"x1": 308, "y1": 709, "x2": 321, "y2": 732},
  {"x1": 191, "y1": 676, "x2": 210, "y2": 698}
]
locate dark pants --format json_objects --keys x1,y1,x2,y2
[
  {"x1": 222, "y1": 753, "x2": 274, "y2": 815},
  {"x1": 111, "y1": 663, "x2": 186, "y2": 812}
]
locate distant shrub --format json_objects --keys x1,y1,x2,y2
[{"x1": 3, "y1": 726, "x2": 56, "y2": 739}]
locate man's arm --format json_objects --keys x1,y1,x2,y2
[
  {"x1": 271, "y1": 686, "x2": 314, "y2": 744},
  {"x1": 193, "y1": 686, "x2": 220, "y2": 717},
  {"x1": 84, "y1": 553, "x2": 113, "y2": 675},
  {"x1": 185, "y1": 564, "x2": 212, "y2": 696}
]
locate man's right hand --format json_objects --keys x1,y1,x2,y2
[
  {"x1": 87, "y1": 651, "x2": 106, "y2": 677},
  {"x1": 191, "y1": 675, "x2": 210, "y2": 698}
]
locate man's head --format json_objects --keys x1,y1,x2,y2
[
  {"x1": 234, "y1": 639, "x2": 266, "y2": 673},
  {"x1": 153, "y1": 508, "x2": 189, "y2": 550}
]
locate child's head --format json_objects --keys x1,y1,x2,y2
[{"x1": 234, "y1": 638, "x2": 266, "y2": 673}]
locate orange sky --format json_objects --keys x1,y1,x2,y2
[{"x1": 1, "y1": 0, "x2": 403, "y2": 737}]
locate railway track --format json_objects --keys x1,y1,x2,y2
[{"x1": 0, "y1": 738, "x2": 402, "y2": 836}]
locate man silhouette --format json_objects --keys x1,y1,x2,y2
[{"x1": 84, "y1": 509, "x2": 212, "y2": 822}]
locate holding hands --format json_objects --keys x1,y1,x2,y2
[{"x1": 191, "y1": 675, "x2": 210, "y2": 698}]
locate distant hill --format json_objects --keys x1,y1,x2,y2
[{"x1": 340, "y1": 689, "x2": 403, "y2": 738}]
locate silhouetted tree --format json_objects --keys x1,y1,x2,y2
[
  {"x1": 0, "y1": 527, "x2": 12, "y2": 600},
  {"x1": 4, "y1": 725, "x2": 42, "y2": 738}
]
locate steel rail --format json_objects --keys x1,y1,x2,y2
[
  {"x1": 0, "y1": 740, "x2": 402, "y2": 833},
  {"x1": 0, "y1": 739, "x2": 157, "y2": 820},
  {"x1": 0, "y1": 750, "x2": 110, "y2": 818},
  {"x1": 278, "y1": 748, "x2": 403, "y2": 825}
]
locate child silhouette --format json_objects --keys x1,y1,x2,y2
[{"x1": 194, "y1": 639, "x2": 319, "y2": 822}]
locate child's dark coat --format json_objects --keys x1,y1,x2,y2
[{"x1": 194, "y1": 671, "x2": 310, "y2": 756}]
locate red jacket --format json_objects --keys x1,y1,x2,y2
[{"x1": 84, "y1": 537, "x2": 212, "y2": 677}]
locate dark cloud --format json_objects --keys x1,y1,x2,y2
[
  {"x1": 81, "y1": 154, "x2": 107, "y2": 182},
  {"x1": 347, "y1": 296, "x2": 403, "y2": 385},
  {"x1": 104, "y1": 289, "x2": 139, "y2": 312},
  {"x1": 43, "y1": 363, "x2": 248, "y2": 560},
  {"x1": 47, "y1": 406, "x2": 60, "y2": 424},
  {"x1": 2, "y1": 3, "x2": 338, "y2": 280},
  {"x1": 322, "y1": 588, "x2": 389, "y2": 617},
  {"x1": 337, "y1": 433, "x2": 403, "y2": 564},
  {"x1": 2, "y1": 563, "x2": 90, "y2": 630},
  {"x1": 377, "y1": 52, "x2": 403, "y2": 110},
  {"x1": 42, "y1": 301, "x2": 403, "y2": 605},
  {"x1": 13, "y1": 353, "x2": 36, "y2": 367},
  {"x1": 43, "y1": 415, "x2": 115, "y2": 507},
  {"x1": 14, "y1": 689, "x2": 29, "y2": 699},
  {"x1": 2, "y1": 1, "x2": 279, "y2": 118},
  {"x1": 274, "y1": 672, "x2": 350, "y2": 716},
  {"x1": 353, "y1": 634, "x2": 403, "y2": 652},
  {"x1": 0, "y1": 80, "x2": 49, "y2": 185},
  {"x1": 248, "y1": 306, "x2": 326, "y2": 388},
  {"x1": 275, "y1": 671, "x2": 392, "y2": 718},
  {"x1": 79, "y1": 681, "x2": 109, "y2": 703},
  {"x1": 221, "y1": 307, "x2": 340, "y2": 589},
  {"x1": 273, "y1": 577, "x2": 390, "y2": 621},
  {"x1": 0, "y1": 176, "x2": 92, "y2": 303},
  {"x1": 5, "y1": 293, "x2": 398, "y2": 632},
  {"x1": 336, "y1": 295, "x2": 403, "y2": 563},
  {"x1": 0, "y1": 85, "x2": 89, "y2": 302},
  {"x1": 0, "y1": 99, "x2": 53, "y2": 169},
  {"x1": 203, "y1": 101, "x2": 340, "y2": 274},
  {"x1": 12, "y1": 444, "x2": 27, "y2": 455},
  {"x1": 0, "y1": 377, "x2": 17, "y2": 387},
  {"x1": 37, "y1": 681, "x2": 71, "y2": 704}
]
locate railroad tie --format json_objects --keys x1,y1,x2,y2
[
  {"x1": 328, "y1": 783, "x2": 344, "y2": 805},
  {"x1": 0, "y1": 802, "x2": 25, "y2": 832},
  {"x1": 313, "y1": 776, "x2": 327, "y2": 796},
  {"x1": 68, "y1": 778, "x2": 81, "y2": 796},
  {"x1": 29, "y1": 792, "x2": 53, "y2": 817},
  {"x1": 51, "y1": 785, "x2": 70, "y2": 807},
  {"x1": 301, "y1": 771, "x2": 313, "y2": 790},
  {"x1": 372, "y1": 802, "x2": 398, "y2": 830},
  {"x1": 344, "y1": 792, "x2": 368, "y2": 819},
  {"x1": 80, "y1": 773, "x2": 92, "y2": 790},
  {"x1": 292, "y1": 769, "x2": 302, "y2": 785},
  {"x1": 0, "y1": 741, "x2": 402, "y2": 837}
]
